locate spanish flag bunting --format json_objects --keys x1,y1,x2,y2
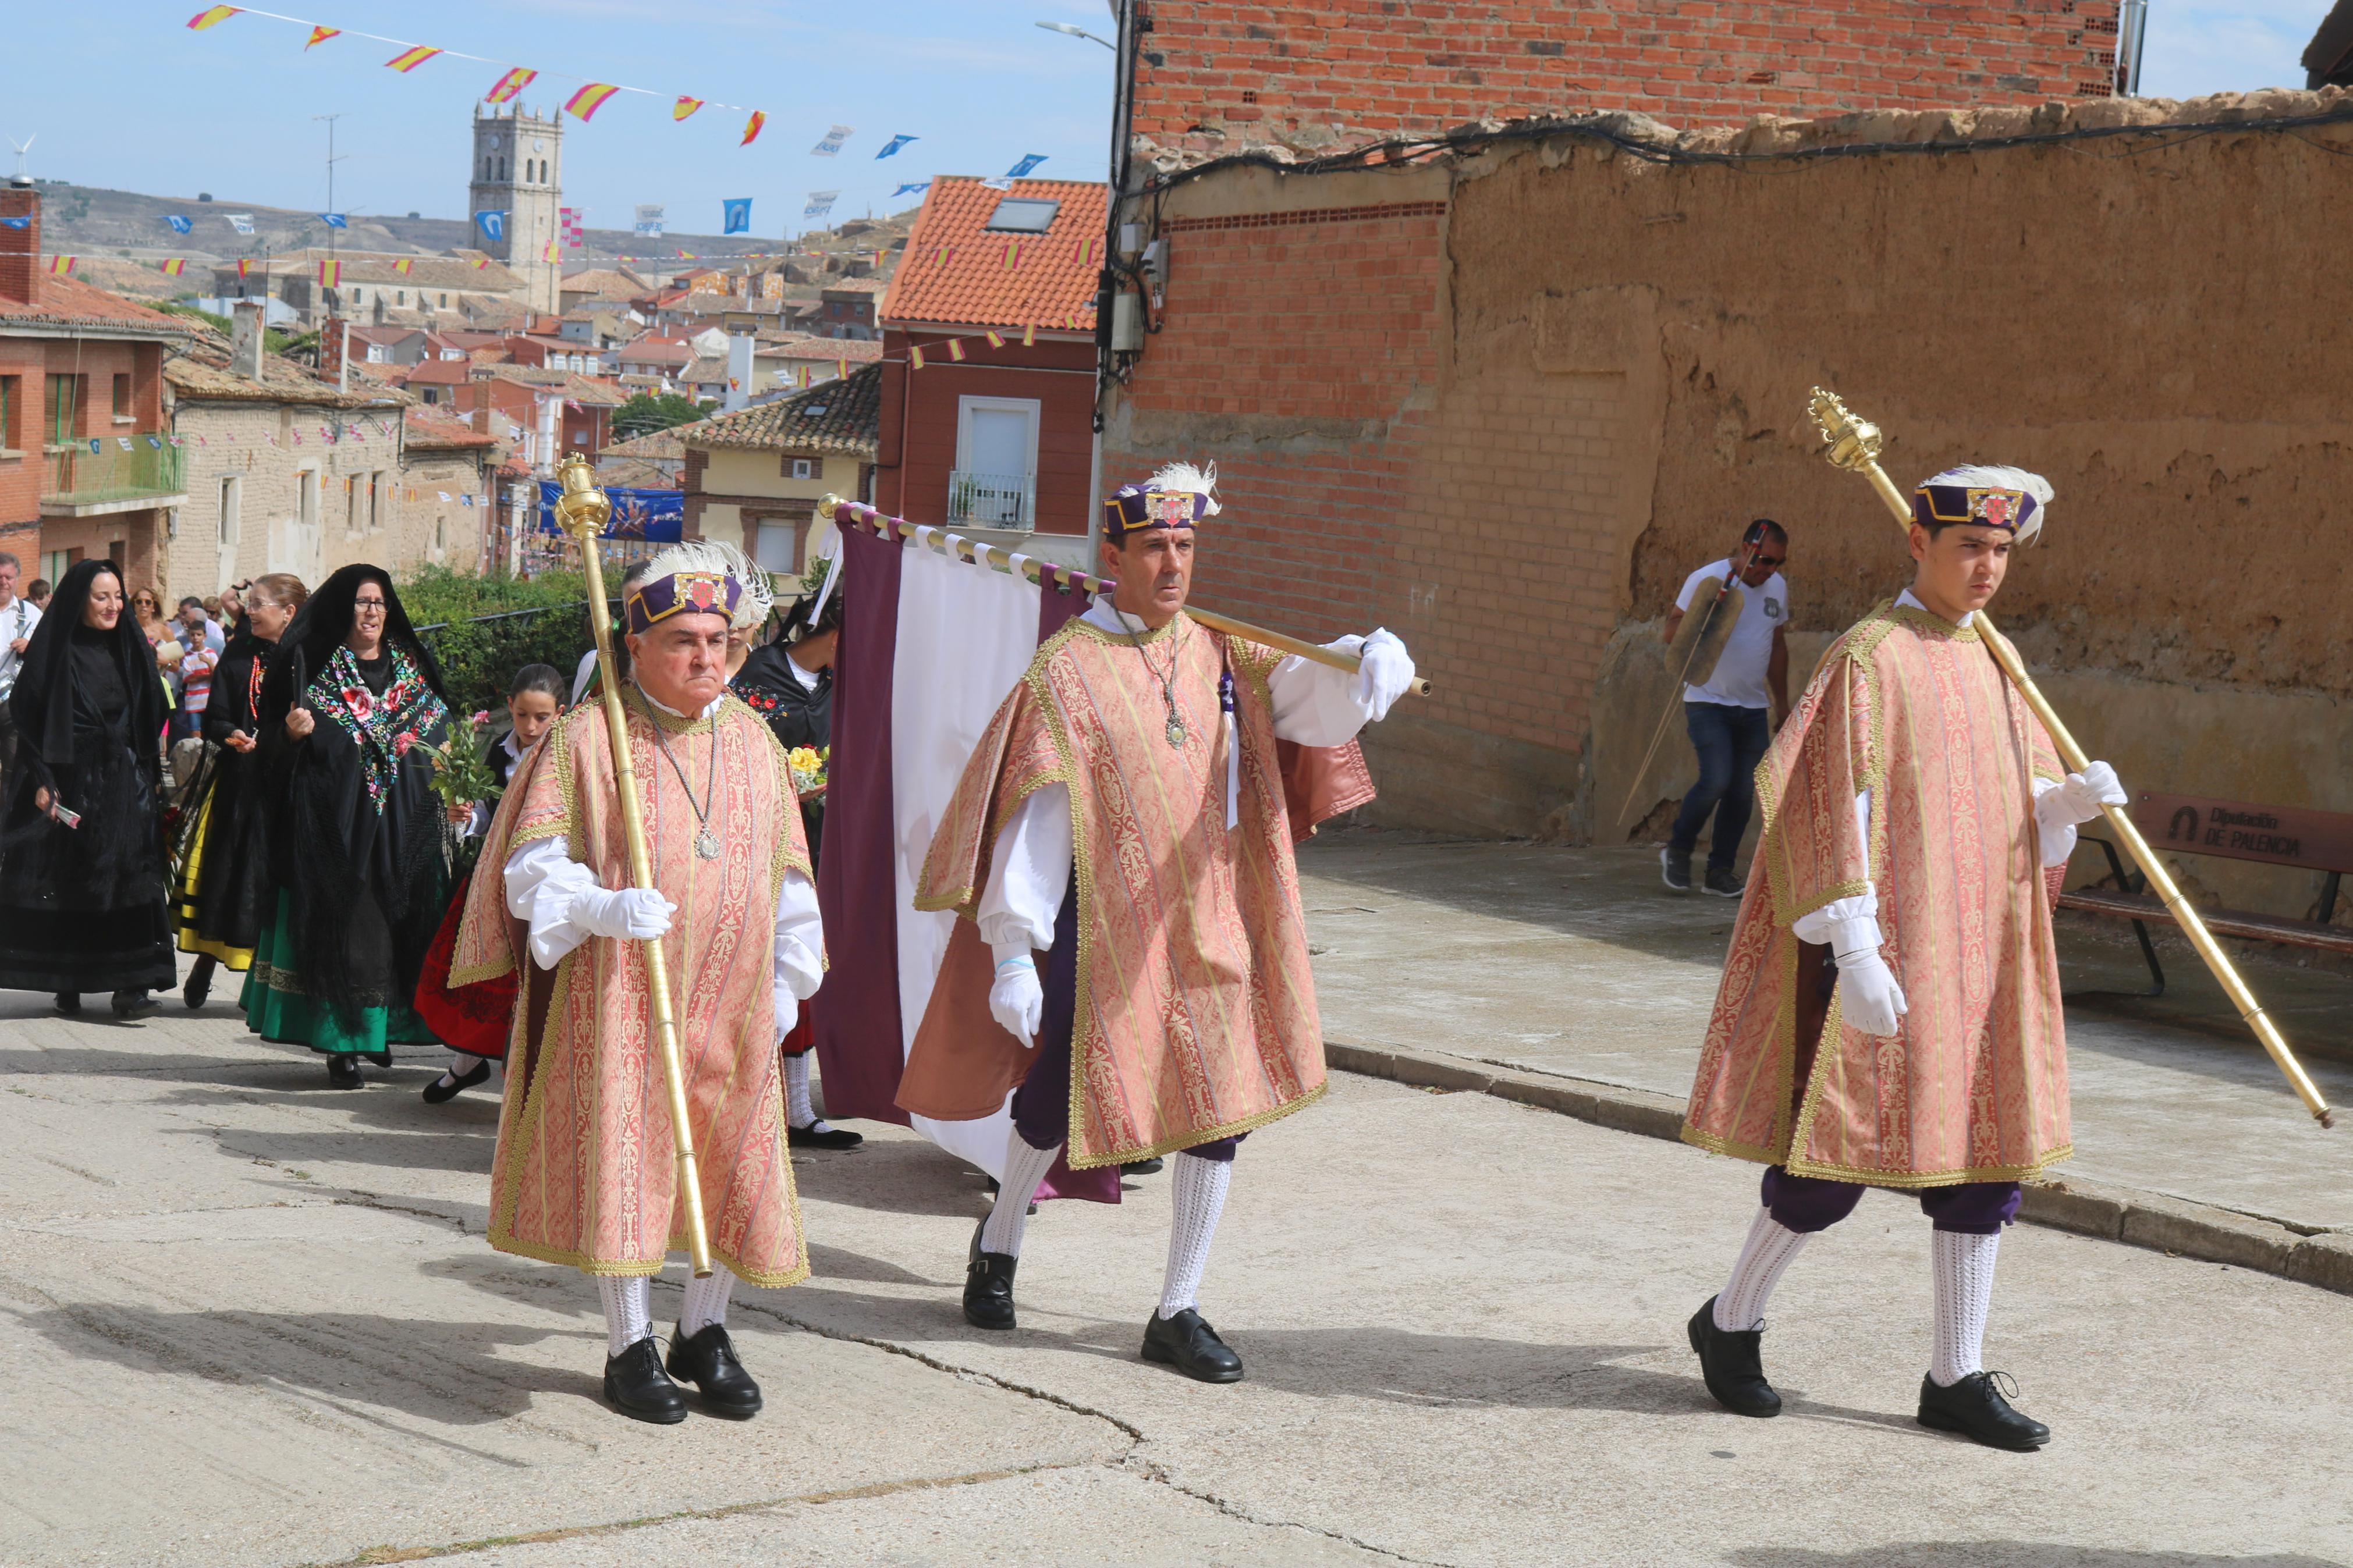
[
  {"x1": 836, "y1": 357, "x2": 849, "y2": 380},
  {"x1": 565, "y1": 83, "x2": 620, "y2": 120},
  {"x1": 946, "y1": 339, "x2": 966, "y2": 363},
  {"x1": 394, "y1": 258, "x2": 413, "y2": 274},
  {"x1": 1023, "y1": 322, "x2": 1036, "y2": 347},
  {"x1": 47, "y1": 256, "x2": 74, "y2": 275},
  {"x1": 319, "y1": 259, "x2": 341, "y2": 286},
  {"x1": 184, "y1": 5, "x2": 239, "y2": 30},
  {"x1": 303, "y1": 24, "x2": 340, "y2": 48},
  {"x1": 675, "y1": 248, "x2": 696, "y2": 259},
  {"x1": 384, "y1": 44, "x2": 441, "y2": 72},
  {"x1": 235, "y1": 258, "x2": 251, "y2": 279},
  {"x1": 1001, "y1": 239, "x2": 1023, "y2": 270},
  {"x1": 673, "y1": 96, "x2": 704, "y2": 122},
  {"x1": 984, "y1": 329, "x2": 1006, "y2": 349},
  {"x1": 1074, "y1": 235, "x2": 1099, "y2": 265},
  {"x1": 470, "y1": 255, "x2": 489, "y2": 269},
  {"x1": 158, "y1": 258, "x2": 187, "y2": 276},
  {"x1": 908, "y1": 346, "x2": 925, "y2": 370},
  {"x1": 484, "y1": 66, "x2": 536, "y2": 103},
  {"x1": 741, "y1": 111, "x2": 766, "y2": 147},
  {"x1": 544, "y1": 241, "x2": 558, "y2": 262}
]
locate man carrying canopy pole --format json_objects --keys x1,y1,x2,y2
[
  {"x1": 901, "y1": 460, "x2": 1417, "y2": 1384},
  {"x1": 1680, "y1": 463, "x2": 2129, "y2": 1452},
  {"x1": 1657, "y1": 519, "x2": 1791, "y2": 897},
  {"x1": 452, "y1": 541, "x2": 825, "y2": 1425}
]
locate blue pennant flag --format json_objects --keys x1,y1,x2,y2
[
  {"x1": 890, "y1": 181, "x2": 931, "y2": 198},
  {"x1": 876, "y1": 134, "x2": 917, "y2": 159},
  {"x1": 318, "y1": 212, "x2": 347, "y2": 229},
  {"x1": 0, "y1": 216, "x2": 28, "y2": 230},
  {"x1": 474, "y1": 210, "x2": 506, "y2": 243},
  {"x1": 166, "y1": 215, "x2": 192, "y2": 234},
  {"x1": 1003, "y1": 153, "x2": 1048, "y2": 179},
  {"x1": 722, "y1": 197, "x2": 751, "y2": 235}
]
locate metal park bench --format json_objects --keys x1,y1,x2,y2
[{"x1": 2057, "y1": 792, "x2": 2353, "y2": 995}]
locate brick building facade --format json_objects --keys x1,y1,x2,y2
[{"x1": 1126, "y1": 0, "x2": 2121, "y2": 166}]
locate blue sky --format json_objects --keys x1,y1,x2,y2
[{"x1": 0, "y1": 1, "x2": 2332, "y2": 244}]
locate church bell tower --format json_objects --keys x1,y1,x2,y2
[{"x1": 468, "y1": 105, "x2": 563, "y2": 316}]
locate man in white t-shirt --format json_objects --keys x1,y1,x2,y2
[
  {"x1": 1659, "y1": 520, "x2": 1790, "y2": 897},
  {"x1": 0, "y1": 551, "x2": 44, "y2": 780}
]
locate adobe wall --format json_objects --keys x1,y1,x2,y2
[{"x1": 1103, "y1": 90, "x2": 2353, "y2": 904}]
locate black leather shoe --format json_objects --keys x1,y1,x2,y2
[
  {"x1": 361, "y1": 1048, "x2": 392, "y2": 1068},
  {"x1": 1688, "y1": 1296, "x2": 1781, "y2": 1417},
  {"x1": 183, "y1": 957, "x2": 215, "y2": 1010},
  {"x1": 963, "y1": 1220, "x2": 1018, "y2": 1330},
  {"x1": 787, "y1": 1122, "x2": 864, "y2": 1150},
  {"x1": 603, "y1": 1336, "x2": 688, "y2": 1424},
  {"x1": 1141, "y1": 1308, "x2": 1245, "y2": 1383},
  {"x1": 1120, "y1": 1157, "x2": 1165, "y2": 1176},
  {"x1": 54, "y1": 992, "x2": 79, "y2": 1016},
  {"x1": 665, "y1": 1324, "x2": 762, "y2": 1418},
  {"x1": 111, "y1": 990, "x2": 158, "y2": 1021},
  {"x1": 1917, "y1": 1370, "x2": 2050, "y2": 1450},
  {"x1": 326, "y1": 1054, "x2": 364, "y2": 1090},
  {"x1": 422, "y1": 1060, "x2": 491, "y2": 1105}
]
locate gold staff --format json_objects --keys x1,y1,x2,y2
[
  {"x1": 552, "y1": 454, "x2": 716, "y2": 1274},
  {"x1": 820, "y1": 495, "x2": 1433, "y2": 695},
  {"x1": 1805, "y1": 390, "x2": 2336, "y2": 1129}
]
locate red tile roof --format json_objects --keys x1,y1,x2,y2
[
  {"x1": 404, "y1": 407, "x2": 498, "y2": 450},
  {"x1": 0, "y1": 272, "x2": 190, "y2": 335},
  {"x1": 881, "y1": 178, "x2": 1104, "y2": 332},
  {"x1": 396, "y1": 359, "x2": 475, "y2": 386}
]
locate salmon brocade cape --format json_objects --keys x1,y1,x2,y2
[
  {"x1": 450, "y1": 691, "x2": 817, "y2": 1284},
  {"x1": 1681, "y1": 600, "x2": 2074, "y2": 1189},
  {"x1": 903, "y1": 613, "x2": 1357, "y2": 1168}
]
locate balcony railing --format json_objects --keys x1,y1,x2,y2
[
  {"x1": 43, "y1": 439, "x2": 186, "y2": 507},
  {"x1": 946, "y1": 469, "x2": 1035, "y2": 531}
]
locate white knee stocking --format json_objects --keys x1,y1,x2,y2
[
  {"x1": 1713, "y1": 1206, "x2": 1810, "y2": 1332},
  {"x1": 598, "y1": 1275, "x2": 653, "y2": 1358},
  {"x1": 981, "y1": 1133, "x2": 1061, "y2": 1257},
  {"x1": 1157, "y1": 1153, "x2": 1232, "y2": 1320},
  {"x1": 783, "y1": 1052, "x2": 828, "y2": 1132},
  {"x1": 1930, "y1": 1229, "x2": 2000, "y2": 1386},
  {"x1": 680, "y1": 1267, "x2": 738, "y2": 1336}
]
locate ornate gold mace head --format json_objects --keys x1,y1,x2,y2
[
  {"x1": 1807, "y1": 387, "x2": 1884, "y2": 474},
  {"x1": 551, "y1": 452, "x2": 611, "y2": 540}
]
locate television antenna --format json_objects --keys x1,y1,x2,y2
[{"x1": 6, "y1": 136, "x2": 33, "y2": 183}]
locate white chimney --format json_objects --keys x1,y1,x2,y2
[
  {"x1": 230, "y1": 299, "x2": 266, "y2": 380},
  {"x1": 725, "y1": 333, "x2": 755, "y2": 411}
]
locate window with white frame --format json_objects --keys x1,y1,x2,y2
[
  {"x1": 789, "y1": 457, "x2": 815, "y2": 481},
  {"x1": 951, "y1": 396, "x2": 1040, "y2": 529},
  {"x1": 754, "y1": 520, "x2": 796, "y2": 573}
]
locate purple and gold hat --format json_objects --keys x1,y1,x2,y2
[
  {"x1": 626, "y1": 567, "x2": 741, "y2": 635},
  {"x1": 1911, "y1": 464, "x2": 2053, "y2": 543},
  {"x1": 1103, "y1": 460, "x2": 1223, "y2": 541}
]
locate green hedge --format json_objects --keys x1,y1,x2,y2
[{"x1": 398, "y1": 565, "x2": 606, "y2": 719}]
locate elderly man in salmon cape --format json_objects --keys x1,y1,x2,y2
[
  {"x1": 1678, "y1": 463, "x2": 2127, "y2": 1453},
  {"x1": 899, "y1": 460, "x2": 1415, "y2": 1384},
  {"x1": 453, "y1": 542, "x2": 824, "y2": 1427}
]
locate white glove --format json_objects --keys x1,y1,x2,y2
[
  {"x1": 1350, "y1": 628, "x2": 1415, "y2": 722},
  {"x1": 1822, "y1": 914, "x2": 1907, "y2": 1038},
  {"x1": 574, "y1": 885, "x2": 676, "y2": 941},
  {"x1": 2041, "y1": 760, "x2": 2126, "y2": 830},
  {"x1": 989, "y1": 954, "x2": 1044, "y2": 1047}
]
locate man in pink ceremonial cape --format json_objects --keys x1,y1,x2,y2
[
  {"x1": 452, "y1": 544, "x2": 824, "y2": 1425},
  {"x1": 1680, "y1": 464, "x2": 2126, "y2": 1452},
  {"x1": 902, "y1": 461, "x2": 1415, "y2": 1383}
]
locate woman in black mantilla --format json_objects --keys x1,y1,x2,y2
[
  {"x1": 730, "y1": 566, "x2": 860, "y2": 1149},
  {"x1": 243, "y1": 564, "x2": 459, "y2": 1089},
  {"x1": 0, "y1": 559, "x2": 175, "y2": 1017},
  {"x1": 175, "y1": 572, "x2": 308, "y2": 1009}
]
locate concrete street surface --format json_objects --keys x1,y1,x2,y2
[{"x1": 0, "y1": 834, "x2": 2346, "y2": 1566}]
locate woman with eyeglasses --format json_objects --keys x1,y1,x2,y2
[
  {"x1": 245, "y1": 565, "x2": 463, "y2": 1089},
  {"x1": 0, "y1": 560, "x2": 176, "y2": 1017}
]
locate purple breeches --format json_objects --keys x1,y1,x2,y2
[
  {"x1": 1761, "y1": 1165, "x2": 2022, "y2": 1236},
  {"x1": 1008, "y1": 876, "x2": 1242, "y2": 1165}
]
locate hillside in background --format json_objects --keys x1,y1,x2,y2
[{"x1": 29, "y1": 179, "x2": 920, "y2": 300}]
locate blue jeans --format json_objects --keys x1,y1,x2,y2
[{"x1": 1669, "y1": 702, "x2": 1772, "y2": 873}]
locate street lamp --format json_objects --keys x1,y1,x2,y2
[{"x1": 1035, "y1": 19, "x2": 1115, "y2": 49}]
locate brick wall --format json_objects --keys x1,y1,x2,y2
[
  {"x1": 1130, "y1": 0, "x2": 2121, "y2": 163},
  {"x1": 876, "y1": 331, "x2": 1097, "y2": 536}
]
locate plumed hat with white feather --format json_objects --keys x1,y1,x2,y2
[{"x1": 1102, "y1": 460, "x2": 1223, "y2": 541}]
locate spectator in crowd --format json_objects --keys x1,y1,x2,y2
[
  {"x1": 26, "y1": 579, "x2": 50, "y2": 613},
  {"x1": 0, "y1": 552, "x2": 46, "y2": 780},
  {"x1": 173, "y1": 598, "x2": 221, "y2": 744}
]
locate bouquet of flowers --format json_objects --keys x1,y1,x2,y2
[
  {"x1": 787, "y1": 744, "x2": 828, "y2": 799},
  {"x1": 430, "y1": 709, "x2": 501, "y2": 813}
]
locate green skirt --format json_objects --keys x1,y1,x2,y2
[{"x1": 240, "y1": 890, "x2": 443, "y2": 1055}]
